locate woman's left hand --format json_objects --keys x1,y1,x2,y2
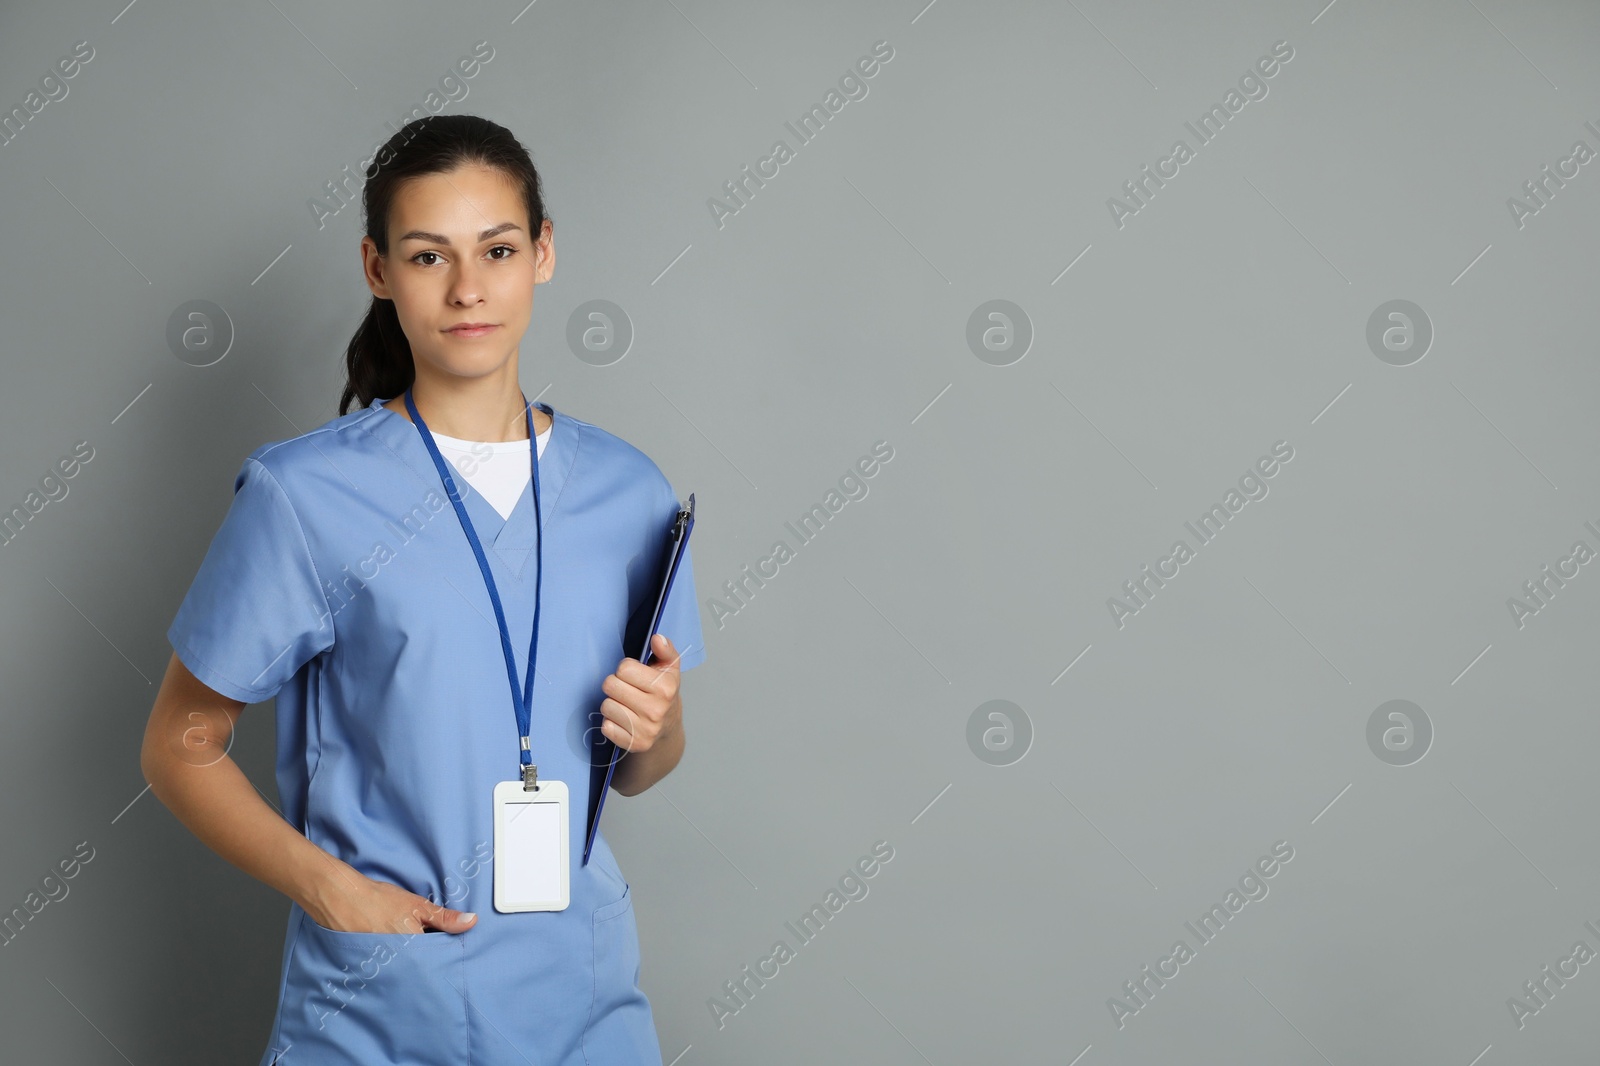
[{"x1": 598, "y1": 633, "x2": 684, "y2": 754}]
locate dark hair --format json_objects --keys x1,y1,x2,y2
[{"x1": 338, "y1": 114, "x2": 551, "y2": 415}]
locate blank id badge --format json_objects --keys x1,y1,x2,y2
[{"x1": 493, "y1": 779, "x2": 570, "y2": 912}]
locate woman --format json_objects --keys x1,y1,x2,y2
[{"x1": 140, "y1": 114, "x2": 705, "y2": 1065}]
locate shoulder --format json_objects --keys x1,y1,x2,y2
[
  {"x1": 232, "y1": 403, "x2": 388, "y2": 495},
  {"x1": 561, "y1": 408, "x2": 679, "y2": 507}
]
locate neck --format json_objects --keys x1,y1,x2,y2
[{"x1": 385, "y1": 364, "x2": 549, "y2": 441}]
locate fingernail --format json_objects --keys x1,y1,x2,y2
[{"x1": 463, "y1": 912, "x2": 477, "y2": 922}]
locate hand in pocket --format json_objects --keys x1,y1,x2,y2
[{"x1": 304, "y1": 864, "x2": 478, "y2": 935}]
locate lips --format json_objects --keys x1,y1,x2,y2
[{"x1": 446, "y1": 323, "x2": 497, "y2": 335}]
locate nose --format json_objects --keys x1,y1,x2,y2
[{"x1": 447, "y1": 259, "x2": 485, "y2": 305}]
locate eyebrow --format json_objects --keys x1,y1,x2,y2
[{"x1": 396, "y1": 221, "x2": 522, "y2": 245}]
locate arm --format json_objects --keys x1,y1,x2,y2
[
  {"x1": 604, "y1": 632, "x2": 688, "y2": 797},
  {"x1": 140, "y1": 652, "x2": 476, "y2": 934}
]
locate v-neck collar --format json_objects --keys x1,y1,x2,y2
[{"x1": 360, "y1": 395, "x2": 577, "y2": 581}]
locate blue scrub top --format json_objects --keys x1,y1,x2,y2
[{"x1": 167, "y1": 395, "x2": 706, "y2": 1065}]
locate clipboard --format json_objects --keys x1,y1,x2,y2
[{"x1": 584, "y1": 493, "x2": 696, "y2": 863}]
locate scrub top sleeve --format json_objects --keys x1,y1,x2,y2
[
  {"x1": 166, "y1": 457, "x2": 334, "y2": 704},
  {"x1": 662, "y1": 538, "x2": 707, "y2": 673},
  {"x1": 650, "y1": 476, "x2": 706, "y2": 673}
]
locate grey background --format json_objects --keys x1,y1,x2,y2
[{"x1": 2, "y1": 0, "x2": 1597, "y2": 1062}]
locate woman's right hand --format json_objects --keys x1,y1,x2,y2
[
  {"x1": 303, "y1": 861, "x2": 479, "y2": 935},
  {"x1": 140, "y1": 655, "x2": 479, "y2": 938}
]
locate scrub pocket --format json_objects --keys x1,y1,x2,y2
[
  {"x1": 582, "y1": 885, "x2": 662, "y2": 1065},
  {"x1": 270, "y1": 912, "x2": 469, "y2": 1064}
]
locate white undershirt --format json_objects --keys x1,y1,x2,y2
[{"x1": 429, "y1": 425, "x2": 550, "y2": 520}]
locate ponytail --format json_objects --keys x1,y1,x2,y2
[{"x1": 338, "y1": 296, "x2": 414, "y2": 416}]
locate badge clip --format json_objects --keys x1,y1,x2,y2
[{"x1": 522, "y1": 762, "x2": 539, "y2": 791}]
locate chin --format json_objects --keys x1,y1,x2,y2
[{"x1": 422, "y1": 354, "x2": 515, "y2": 379}]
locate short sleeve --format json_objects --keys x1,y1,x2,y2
[
  {"x1": 167, "y1": 457, "x2": 334, "y2": 704},
  {"x1": 661, "y1": 536, "x2": 707, "y2": 673}
]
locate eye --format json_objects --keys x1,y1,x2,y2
[{"x1": 409, "y1": 244, "x2": 516, "y2": 267}]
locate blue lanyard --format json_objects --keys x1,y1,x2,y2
[{"x1": 404, "y1": 388, "x2": 544, "y2": 787}]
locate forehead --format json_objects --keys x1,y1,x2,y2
[{"x1": 389, "y1": 164, "x2": 528, "y2": 237}]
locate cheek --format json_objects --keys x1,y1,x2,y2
[
  {"x1": 493, "y1": 277, "x2": 535, "y2": 320},
  {"x1": 387, "y1": 279, "x2": 439, "y2": 337}
]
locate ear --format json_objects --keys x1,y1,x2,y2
[
  {"x1": 361, "y1": 235, "x2": 393, "y2": 299},
  {"x1": 532, "y1": 218, "x2": 555, "y2": 285}
]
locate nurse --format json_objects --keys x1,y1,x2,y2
[{"x1": 140, "y1": 114, "x2": 706, "y2": 1065}]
